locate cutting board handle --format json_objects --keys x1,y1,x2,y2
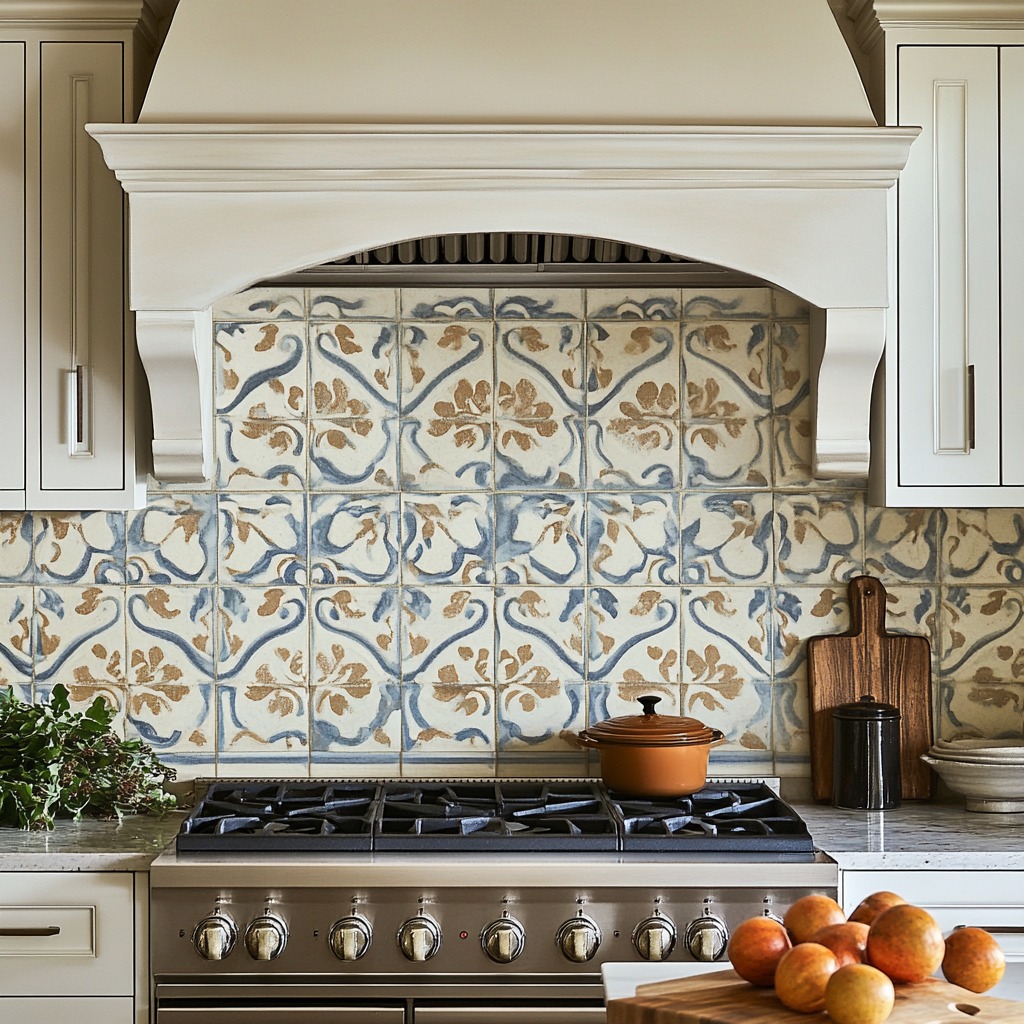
[{"x1": 849, "y1": 575, "x2": 888, "y2": 638}]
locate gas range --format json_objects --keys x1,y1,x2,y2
[{"x1": 150, "y1": 778, "x2": 837, "y2": 1024}]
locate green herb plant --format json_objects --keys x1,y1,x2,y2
[{"x1": 0, "y1": 683, "x2": 176, "y2": 830}]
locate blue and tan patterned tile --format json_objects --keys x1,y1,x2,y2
[
  {"x1": 940, "y1": 586, "x2": 1024, "y2": 683},
  {"x1": 681, "y1": 288, "x2": 771, "y2": 319},
  {"x1": 400, "y1": 587, "x2": 493, "y2": 685},
  {"x1": 399, "y1": 322, "x2": 493, "y2": 420},
  {"x1": 309, "y1": 288, "x2": 398, "y2": 320},
  {"x1": 310, "y1": 755, "x2": 402, "y2": 779},
  {"x1": 682, "y1": 587, "x2": 772, "y2": 684},
  {"x1": 682, "y1": 321, "x2": 771, "y2": 419},
  {"x1": 496, "y1": 321, "x2": 585, "y2": 416},
  {"x1": 772, "y1": 289, "x2": 812, "y2": 319},
  {"x1": 588, "y1": 681, "x2": 680, "y2": 724},
  {"x1": 310, "y1": 494, "x2": 400, "y2": 585},
  {"x1": 215, "y1": 586, "x2": 307, "y2": 685},
  {"x1": 495, "y1": 416, "x2": 584, "y2": 490},
  {"x1": 495, "y1": 752, "x2": 590, "y2": 778},
  {"x1": 308, "y1": 417, "x2": 397, "y2": 490},
  {"x1": 496, "y1": 587, "x2": 586, "y2": 679},
  {"x1": 215, "y1": 320, "x2": 306, "y2": 419},
  {"x1": 937, "y1": 679, "x2": 1024, "y2": 739},
  {"x1": 125, "y1": 586, "x2": 217, "y2": 686},
  {"x1": 126, "y1": 682, "x2": 215, "y2": 757},
  {"x1": 35, "y1": 678, "x2": 128, "y2": 739},
  {"x1": 126, "y1": 495, "x2": 217, "y2": 585},
  {"x1": 494, "y1": 289, "x2": 584, "y2": 320},
  {"x1": 400, "y1": 288, "x2": 492, "y2": 320},
  {"x1": 399, "y1": 414, "x2": 492, "y2": 491},
  {"x1": 679, "y1": 677, "x2": 772, "y2": 760},
  {"x1": 498, "y1": 679, "x2": 585, "y2": 749},
  {"x1": 216, "y1": 417, "x2": 306, "y2": 490},
  {"x1": 680, "y1": 492, "x2": 773, "y2": 584},
  {"x1": 402, "y1": 681, "x2": 497, "y2": 757},
  {"x1": 775, "y1": 492, "x2": 865, "y2": 584},
  {"x1": 772, "y1": 678, "x2": 810, "y2": 759},
  {"x1": 310, "y1": 319, "x2": 399, "y2": 414},
  {"x1": 0, "y1": 513, "x2": 34, "y2": 583},
  {"x1": 772, "y1": 585, "x2": 850, "y2": 682},
  {"x1": 496, "y1": 495, "x2": 585, "y2": 586},
  {"x1": 35, "y1": 511, "x2": 126, "y2": 583},
  {"x1": 213, "y1": 287, "x2": 305, "y2": 322},
  {"x1": 310, "y1": 679, "x2": 402, "y2": 755},
  {"x1": 588, "y1": 587, "x2": 680, "y2": 684},
  {"x1": 864, "y1": 508, "x2": 942, "y2": 584},
  {"x1": 585, "y1": 288, "x2": 680, "y2": 320},
  {"x1": 682, "y1": 416, "x2": 771, "y2": 489},
  {"x1": 772, "y1": 417, "x2": 866, "y2": 492},
  {"x1": 588, "y1": 411, "x2": 680, "y2": 490},
  {"x1": 0, "y1": 589, "x2": 32, "y2": 682},
  {"x1": 942, "y1": 509, "x2": 1024, "y2": 584},
  {"x1": 214, "y1": 753, "x2": 310, "y2": 779},
  {"x1": 310, "y1": 587, "x2": 400, "y2": 684},
  {"x1": 588, "y1": 494, "x2": 679, "y2": 585},
  {"x1": 217, "y1": 682, "x2": 309, "y2": 753},
  {"x1": 585, "y1": 322, "x2": 680, "y2": 418},
  {"x1": 218, "y1": 493, "x2": 307, "y2": 585},
  {"x1": 402, "y1": 493, "x2": 492, "y2": 584},
  {"x1": 771, "y1": 321, "x2": 811, "y2": 416}
]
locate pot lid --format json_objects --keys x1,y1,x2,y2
[
  {"x1": 832, "y1": 693, "x2": 900, "y2": 721},
  {"x1": 582, "y1": 695, "x2": 720, "y2": 747}
]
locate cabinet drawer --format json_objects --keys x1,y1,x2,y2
[
  {"x1": 0, "y1": 996, "x2": 133, "y2": 1024},
  {"x1": 0, "y1": 872, "x2": 134, "y2": 996}
]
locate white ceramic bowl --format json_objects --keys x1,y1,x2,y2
[
  {"x1": 933, "y1": 738, "x2": 1024, "y2": 761},
  {"x1": 927, "y1": 744, "x2": 1024, "y2": 766},
  {"x1": 920, "y1": 754, "x2": 1024, "y2": 812}
]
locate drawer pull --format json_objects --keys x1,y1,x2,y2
[
  {"x1": 0, "y1": 926, "x2": 61, "y2": 937},
  {"x1": 956, "y1": 925, "x2": 1024, "y2": 935}
]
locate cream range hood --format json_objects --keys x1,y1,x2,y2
[{"x1": 88, "y1": 0, "x2": 917, "y2": 484}]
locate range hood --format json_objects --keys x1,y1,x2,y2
[{"x1": 88, "y1": 0, "x2": 917, "y2": 483}]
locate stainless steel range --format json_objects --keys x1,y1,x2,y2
[{"x1": 150, "y1": 778, "x2": 837, "y2": 1023}]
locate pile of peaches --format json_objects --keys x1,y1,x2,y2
[{"x1": 727, "y1": 890, "x2": 1005, "y2": 1024}]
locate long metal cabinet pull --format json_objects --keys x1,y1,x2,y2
[
  {"x1": 0, "y1": 925, "x2": 61, "y2": 937},
  {"x1": 967, "y1": 363, "x2": 976, "y2": 450}
]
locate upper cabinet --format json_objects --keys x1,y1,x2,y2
[{"x1": 0, "y1": 2, "x2": 175, "y2": 510}]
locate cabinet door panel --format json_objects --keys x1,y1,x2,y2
[
  {"x1": 1002, "y1": 48, "x2": 1024, "y2": 485},
  {"x1": 0, "y1": 43, "x2": 26, "y2": 500},
  {"x1": 897, "y1": 46, "x2": 1001, "y2": 487}
]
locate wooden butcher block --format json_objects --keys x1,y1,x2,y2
[
  {"x1": 606, "y1": 968, "x2": 1024, "y2": 1024},
  {"x1": 806, "y1": 575, "x2": 933, "y2": 802}
]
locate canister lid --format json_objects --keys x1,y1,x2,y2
[
  {"x1": 579, "y1": 695, "x2": 721, "y2": 747},
  {"x1": 832, "y1": 693, "x2": 900, "y2": 721}
]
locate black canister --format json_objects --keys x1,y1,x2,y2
[{"x1": 832, "y1": 694, "x2": 902, "y2": 810}]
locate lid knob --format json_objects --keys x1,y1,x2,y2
[{"x1": 638, "y1": 695, "x2": 662, "y2": 716}]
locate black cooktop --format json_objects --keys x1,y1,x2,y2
[{"x1": 175, "y1": 780, "x2": 816, "y2": 857}]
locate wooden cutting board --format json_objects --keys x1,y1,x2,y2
[
  {"x1": 606, "y1": 968, "x2": 1024, "y2": 1023},
  {"x1": 806, "y1": 575, "x2": 933, "y2": 802}
]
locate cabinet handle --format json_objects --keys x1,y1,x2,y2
[
  {"x1": 967, "y1": 363, "x2": 976, "y2": 450},
  {"x1": 956, "y1": 925, "x2": 1024, "y2": 934},
  {"x1": 0, "y1": 926, "x2": 61, "y2": 937},
  {"x1": 66, "y1": 363, "x2": 92, "y2": 457}
]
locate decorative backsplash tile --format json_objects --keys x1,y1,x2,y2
[{"x1": 5, "y1": 283, "x2": 1024, "y2": 781}]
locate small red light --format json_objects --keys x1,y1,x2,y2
[{"x1": 460, "y1": 930, "x2": 469, "y2": 940}]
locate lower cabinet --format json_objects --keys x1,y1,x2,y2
[{"x1": 2, "y1": 997, "x2": 133, "y2": 1023}]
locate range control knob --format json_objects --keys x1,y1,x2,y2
[
  {"x1": 398, "y1": 913, "x2": 442, "y2": 962},
  {"x1": 244, "y1": 911, "x2": 288, "y2": 961},
  {"x1": 633, "y1": 913, "x2": 677, "y2": 962},
  {"x1": 192, "y1": 911, "x2": 238, "y2": 961},
  {"x1": 329, "y1": 913, "x2": 372, "y2": 961},
  {"x1": 556, "y1": 913, "x2": 602, "y2": 963},
  {"x1": 684, "y1": 913, "x2": 728, "y2": 962},
  {"x1": 481, "y1": 912, "x2": 526, "y2": 964}
]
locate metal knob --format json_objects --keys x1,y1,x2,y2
[
  {"x1": 481, "y1": 912, "x2": 526, "y2": 964},
  {"x1": 684, "y1": 914, "x2": 728, "y2": 962},
  {"x1": 398, "y1": 913, "x2": 442, "y2": 962},
  {"x1": 192, "y1": 911, "x2": 237, "y2": 961},
  {"x1": 556, "y1": 913, "x2": 601, "y2": 963},
  {"x1": 244, "y1": 911, "x2": 288, "y2": 961},
  {"x1": 329, "y1": 913, "x2": 372, "y2": 961},
  {"x1": 633, "y1": 913, "x2": 677, "y2": 962}
]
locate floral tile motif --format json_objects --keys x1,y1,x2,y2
[
  {"x1": 682, "y1": 587, "x2": 772, "y2": 683},
  {"x1": 399, "y1": 415, "x2": 492, "y2": 491},
  {"x1": 35, "y1": 512, "x2": 126, "y2": 584},
  {"x1": 217, "y1": 682, "x2": 309, "y2": 752},
  {"x1": 33, "y1": 586, "x2": 125, "y2": 686},
  {"x1": 126, "y1": 682, "x2": 214, "y2": 754},
  {"x1": 588, "y1": 412, "x2": 680, "y2": 491},
  {"x1": 309, "y1": 289, "x2": 397, "y2": 320},
  {"x1": 588, "y1": 587, "x2": 680, "y2": 683},
  {"x1": 865, "y1": 508, "x2": 941, "y2": 584},
  {"x1": 402, "y1": 494, "x2": 492, "y2": 584},
  {"x1": 943, "y1": 509, "x2": 1024, "y2": 584},
  {"x1": 311, "y1": 587, "x2": 400, "y2": 683},
  {"x1": 35, "y1": 679, "x2": 128, "y2": 739},
  {"x1": 310, "y1": 320, "x2": 398, "y2": 413},
  {"x1": 772, "y1": 586, "x2": 850, "y2": 681},
  {"x1": 772, "y1": 289, "x2": 811, "y2": 319},
  {"x1": 585, "y1": 322, "x2": 679, "y2": 417},
  {"x1": 772, "y1": 678, "x2": 810, "y2": 757},
  {"x1": 937, "y1": 679, "x2": 1024, "y2": 739},
  {"x1": 496, "y1": 587, "x2": 586, "y2": 679},
  {"x1": 772, "y1": 415, "x2": 814, "y2": 489},
  {"x1": 216, "y1": 417, "x2": 306, "y2": 490},
  {"x1": 771, "y1": 321, "x2": 811, "y2": 416},
  {"x1": 682, "y1": 416, "x2": 771, "y2": 489},
  {"x1": 215, "y1": 586, "x2": 307, "y2": 685},
  {"x1": 494, "y1": 416, "x2": 584, "y2": 491},
  {"x1": 401, "y1": 587, "x2": 492, "y2": 685},
  {"x1": 588, "y1": 494, "x2": 679, "y2": 585},
  {"x1": 215, "y1": 321, "x2": 306, "y2": 419},
  {"x1": 307, "y1": 418, "x2": 397, "y2": 490},
  {"x1": 497, "y1": 322, "x2": 585, "y2": 416},
  {"x1": 0, "y1": 513, "x2": 34, "y2": 583},
  {"x1": 775, "y1": 493, "x2": 864, "y2": 584},
  {"x1": 940, "y1": 587, "x2": 1024, "y2": 683},
  {"x1": 402, "y1": 681, "x2": 496, "y2": 753},
  {"x1": 588, "y1": 681, "x2": 680, "y2": 723},
  {"x1": 680, "y1": 677, "x2": 772, "y2": 755},
  {"x1": 682, "y1": 321, "x2": 771, "y2": 418},
  {"x1": 126, "y1": 496, "x2": 217, "y2": 585},
  {"x1": 680, "y1": 492, "x2": 773, "y2": 584},
  {"x1": 310, "y1": 495, "x2": 400, "y2": 585},
  {"x1": 498, "y1": 679, "x2": 585, "y2": 748},
  {"x1": 399, "y1": 323, "x2": 492, "y2": 419},
  {"x1": 400, "y1": 289, "x2": 492, "y2": 320},
  {"x1": 494, "y1": 289, "x2": 584, "y2": 320},
  {"x1": 310, "y1": 680, "x2": 401, "y2": 752},
  {"x1": 219, "y1": 493, "x2": 307, "y2": 585},
  {"x1": 213, "y1": 287, "x2": 305, "y2": 321},
  {"x1": 496, "y1": 495, "x2": 584, "y2": 586},
  {"x1": 585, "y1": 289, "x2": 680, "y2": 320},
  {"x1": 681, "y1": 288, "x2": 771, "y2": 319},
  {"x1": 126, "y1": 586, "x2": 217, "y2": 686},
  {"x1": 0, "y1": 590, "x2": 32, "y2": 680}
]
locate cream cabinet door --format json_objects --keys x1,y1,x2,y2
[{"x1": 0, "y1": 997, "x2": 133, "y2": 1023}]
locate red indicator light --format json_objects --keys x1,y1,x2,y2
[{"x1": 460, "y1": 931, "x2": 469, "y2": 940}]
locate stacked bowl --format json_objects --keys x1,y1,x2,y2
[{"x1": 921, "y1": 738, "x2": 1024, "y2": 812}]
